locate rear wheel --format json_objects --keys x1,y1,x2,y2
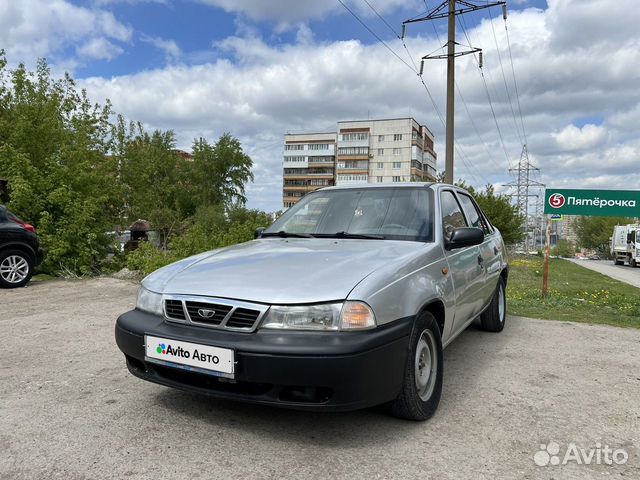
[
  {"x1": 386, "y1": 311, "x2": 443, "y2": 421},
  {"x1": 480, "y1": 277, "x2": 506, "y2": 332},
  {"x1": 631, "y1": 258, "x2": 637, "y2": 268},
  {"x1": 0, "y1": 250, "x2": 34, "y2": 288}
]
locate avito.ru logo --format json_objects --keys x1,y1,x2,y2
[
  {"x1": 549, "y1": 193, "x2": 565, "y2": 208},
  {"x1": 156, "y1": 343, "x2": 167, "y2": 354}
]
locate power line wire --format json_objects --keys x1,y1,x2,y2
[
  {"x1": 459, "y1": 14, "x2": 513, "y2": 169},
  {"x1": 489, "y1": 13, "x2": 523, "y2": 144},
  {"x1": 503, "y1": 11, "x2": 528, "y2": 146}
]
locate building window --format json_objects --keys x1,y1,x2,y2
[
  {"x1": 393, "y1": 148, "x2": 401, "y2": 155},
  {"x1": 392, "y1": 176, "x2": 401, "y2": 182},
  {"x1": 377, "y1": 162, "x2": 383, "y2": 169},
  {"x1": 392, "y1": 162, "x2": 401, "y2": 169},
  {"x1": 338, "y1": 146, "x2": 369, "y2": 155},
  {"x1": 341, "y1": 132, "x2": 369, "y2": 141},
  {"x1": 285, "y1": 144, "x2": 304, "y2": 151},
  {"x1": 412, "y1": 131, "x2": 418, "y2": 140},
  {"x1": 284, "y1": 156, "x2": 306, "y2": 163},
  {"x1": 308, "y1": 143, "x2": 330, "y2": 150},
  {"x1": 337, "y1": 174, "x2": 367, "y2": 182},
  {"x1": 308, "y1": 156, "x2": 334, "y2": 164},
  {"x1": 393, "y1": 134, "x2": 403, "y2": 141},
  {"x1": 377, "y1": 148, "x2": 384, "y2": 155},
  {"x1": 378, "y1": 135, "x2": 385, "y2": 142},
  {"x1": 377, "y1": 176, "x2": 383, "y2": 182}
]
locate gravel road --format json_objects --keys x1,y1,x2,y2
[
  {"x1": 567, "y1": 259, "x2": 640, "y2": 288},
  {"x1": 1, "y1": 278, "x2": 639, "y2": 480}
]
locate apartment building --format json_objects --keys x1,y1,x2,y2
[
  {"x1": 283, "y1": 132, "x2": 336, "y2": 208},
  {"x1": 282, "y1": 118, "x2": 437, "y2": 207}
]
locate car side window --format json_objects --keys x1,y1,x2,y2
[
  {"x1": 457, "y1": 193, "x2": 490, "y2": 234},
  {"x1": 440, "y1": 190, "x2": 468, "y2": 241}
]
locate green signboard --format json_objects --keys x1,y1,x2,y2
[{"x1": 544, "y1": 188, "x2": 640, "y2": 217}]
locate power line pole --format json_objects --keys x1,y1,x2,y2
[
  {"x1": 403, "y1": 0, "x2": 506, "y2": 184},
  {"x1": 445, "y1": 0, "x2": 455, "y2": 185}
]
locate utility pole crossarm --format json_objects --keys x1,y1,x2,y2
[{"x1": 403, "y1": 0, "x2": 506, "y2": 24}]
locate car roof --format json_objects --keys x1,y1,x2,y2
[
  {"x1": 316, "y1": 182, "x2": 474, "y2": 196},
  {"x1": 320, "y1": 182, "x2": 434, "y2": 191}
]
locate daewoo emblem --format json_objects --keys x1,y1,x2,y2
[{"x1": 197, "y1": 308, "x2": 216, "y2": 319}]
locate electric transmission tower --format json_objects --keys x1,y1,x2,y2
[
  {"x1": 505, "y1": 144, "x2": 544, "y2": 251},
  {"x1": 403, "y1": 0, "x2": 506, "y2": 184}
]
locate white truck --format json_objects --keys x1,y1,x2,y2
[{"x1": 610, "y1": 224, "x2": 640, "y2": 267}]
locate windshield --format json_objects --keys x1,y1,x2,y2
[{"x1": 265, "y1": 187, "x2": 433, "y2": 242}]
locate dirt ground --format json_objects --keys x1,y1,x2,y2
[{"x1": 1, "y1": 277, "x2": 639, "y2": 479}]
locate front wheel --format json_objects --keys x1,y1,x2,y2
[
  {"x1": 480, "y1": 277, "x2": 506, "y2": 332},
  {"x1": 0, "y1": 250, "x2": 34, "y2": 288},
  {"x1": 386, "y1": 311, "x2": 443, "y2": 421}
]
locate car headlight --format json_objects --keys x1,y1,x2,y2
[
  {"x1": 136, "y1": 286, "x2": 163, "y2": 316},
  {"x1": 260, "y1": 301, "x2": 376, "y2": 331}
]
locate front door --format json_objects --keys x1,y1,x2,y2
[{"x1": 440, "y1": 190, "x2": 485, "y2": 336}]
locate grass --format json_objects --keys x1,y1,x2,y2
[{"x1": 507, "y1": 255, "x2": 640, "y2": 328}]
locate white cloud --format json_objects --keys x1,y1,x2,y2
[
  {"x1": 0, "y1": 0, "x2": 131, "y2": 68},
  {"x1": 552, "y1": 124, "x2": 608, "y2": 151},
  {"x1": 197, "y1": 0, "x2": 418, "y2": 28},
  {"x1": 74, "y1": 0, "x2": 640, "y2": 212},
  {"x1": 140, "y1": 34, "x2": 182, "y2": 63},
  {"x1": 77, "y1": 37, "x2": 124, "y2": 61}
]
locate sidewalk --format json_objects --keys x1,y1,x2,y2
[{"x1": 568, "y1": 258, "x2": 640, "y2": 288}]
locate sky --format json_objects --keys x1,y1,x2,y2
[{"x1": 1, "y1": 0, "x2": 639, "y2": 213}]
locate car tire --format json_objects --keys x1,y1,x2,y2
[
  {"x1": 614, "y1": 259, "x2": 623, "y2": 265},
  {"x1": 631, "y1": 258, "x2": 637, "y2": 268},
  {"x1": 480, "y1": 277, "x2": 506, "y2": 333},
  {"x1": 386, "y1": 311, "x2": 443, "y2": 421},
  {"x1": 0, "y1": 250, "x2": 34, "y2": 289}
]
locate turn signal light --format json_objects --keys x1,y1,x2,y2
[{"x1": 340, "y1": 301, "x2": 376, "y2": 330}]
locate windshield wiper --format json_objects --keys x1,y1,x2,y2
[
  {"x1": 261, "y1": 230, "x2": 314, "y2": 238},
  {"x1": 316, "y1": 231, "x2": 385, "y2": 240}
]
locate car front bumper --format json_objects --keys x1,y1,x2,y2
[{"x1": 115, "y1": 309, "x2": 412, "y2": 411}]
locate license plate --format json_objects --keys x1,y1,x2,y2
[{"x1": 145, "y1": 335, "x2": 234, "y2": 378}]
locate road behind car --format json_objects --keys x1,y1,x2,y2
[
  {"x1": 568, "y1": 258, "x2": 640, "y2": 288},
  {"x1": 1, "y1": 278, "x2": 639, "y2": 479}
]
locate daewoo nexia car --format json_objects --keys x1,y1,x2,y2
[{"x1": 116, "y1": 183, "x2": 508, "y2": 420}]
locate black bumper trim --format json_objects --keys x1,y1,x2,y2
[{"x1": 115, "y1": 309, "x2": 413, "y2": 411}]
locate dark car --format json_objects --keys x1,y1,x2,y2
[{"x1": 0, "y1": 206, "x2": 44, "y2": 288}]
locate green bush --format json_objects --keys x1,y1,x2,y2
[{"x1": 126, "y1": 206, "x2": 273, "y2": 276}]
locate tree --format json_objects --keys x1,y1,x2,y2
[
  {"x1": 190, "y1": 134, "x2": 254, "y2": 208},
  {"x1": 574, "y1": 216, "x2": 635, "y2": 256},
  {"x1": 455, "y1": 181, "x2": 525, "y2": 245},
  {"x1": 0, "y1": 55, "x2": 120, "y2": 274}
]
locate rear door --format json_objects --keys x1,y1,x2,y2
[
  {"x1": 440, "y1": 190, "x2": 485, "y2": 334},
  {"x1": 456, "y1": 192, "x2": 502, "y2": 308}
]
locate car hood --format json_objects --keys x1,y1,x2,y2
[{"x1": 144, "y1": 238, "x2": 426, "y2": 304}]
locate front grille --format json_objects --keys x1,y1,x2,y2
[
  {"x1": 165, "y1": 299, "x2": 186, "y2": 320},
  {"x1": 185, "y1": 301, "x2": 232, "y2": 325},
  {"x1": 163, "y1": 296, "x2": 268, "y2": 332},
  {"x1": 226, "y1": 308, "x2": 261, "y2": 328}
]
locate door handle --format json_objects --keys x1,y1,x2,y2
[
  {"x1": 493, "y1": 246, "x2": 499, "y2": 255},
  {"x1": 478, "y1": 254, "x2": 484, "y2": 267}
]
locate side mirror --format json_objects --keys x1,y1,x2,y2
[
  {"x1": 445, "y1": 227, "x2": 484, "y2": 250},
  {"x1": 254, "y1": 227, "x2": 266, "y2": 239}
]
